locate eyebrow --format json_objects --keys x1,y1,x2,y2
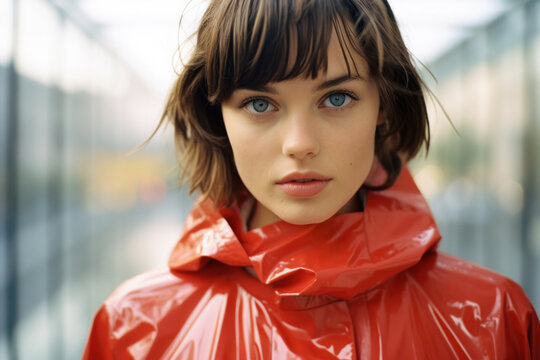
[
  {"x1": 243, "y1": 74, "x2": 366, "y2": 94},
  {"x1": 315, "y1": 75, "x2": 366, "y2": 91}
]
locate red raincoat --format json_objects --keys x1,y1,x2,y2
[{"x1": 83, "y1": 168, "x2": 540, "y2": 359}]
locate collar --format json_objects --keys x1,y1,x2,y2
[{"x1": 169, "y1": 167, "x2": 440, "y2": 309}]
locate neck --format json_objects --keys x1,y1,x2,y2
[{"x1": 248, "y1": 202, "x2": 281, "y2": 230}]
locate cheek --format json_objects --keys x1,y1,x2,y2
[
  {"x1": 342, "y1": 124, "x2": 377, "y2": 177},
  {"x1": 226, "y1": 130, "x2": 249, "y2": 169},
  {"x1": 223, "y1": 123, "x2": 266, "y2": 185},
  {"x1": 345, "y1": 121, "x2": 377, "y2": 155},
  {"x1": 232, "y1": 146, "x2": 258, "y2": 179},
  {"x1": 222, "y1": 113, "x2": 247, "y2": 164},
  {"x1": 349, "y1": 140, "x2": 375, "y2": 172}
]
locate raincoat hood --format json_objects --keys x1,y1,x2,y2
[{"x1": 169, "y1": 167, "x2": 440, "y2": 307}]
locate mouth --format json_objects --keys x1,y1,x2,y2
[{"x1": 276, "y1": 172, "x2": 331, "y2": 197}]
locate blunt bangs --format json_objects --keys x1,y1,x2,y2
[{"x1": 204, "y1": 0, "x2": 366, "y2": 103}]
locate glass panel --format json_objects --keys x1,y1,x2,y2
[
  {"x1": 0, "y1": 0, "x2": 13, "y2": 66},
  {"x1": 15, "y1": 0, "x2": 62, "y2": 358},
  {"x1": 0, "y1": 0, "x2": 14, "y2": 358},
  {"x1": 16, "y1": 0, "x2": 61, "y2": 85}
]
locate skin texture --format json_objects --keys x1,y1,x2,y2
[{"x1": 221, "y1": 32, "x2": 382, "y2": 229}]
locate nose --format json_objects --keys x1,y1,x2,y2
[{"x1": 282, "y1": 113, "x2": 320, "y2": 160}]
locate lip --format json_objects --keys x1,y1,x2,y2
[
  {"x1": 276, "y1": 171, "x2": 331, "y2": 184},
  {"x1": 276, "y1": 171, "x2": 331, "y2": 198}
]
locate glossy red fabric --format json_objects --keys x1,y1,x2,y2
[{"x1": 83, "y1": 168, "x2": 540, "y2": 359}]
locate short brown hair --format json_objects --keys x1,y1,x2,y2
[{"x1": 160, "y1": 0, "x2": 430, "y2": 206}]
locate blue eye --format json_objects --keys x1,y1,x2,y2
[
  {"x1": 323, "y1": 93, "x2": 352, "y2": 108},
  {"x1": 245, "y1": 99, "x2": 275, "y2": 113}
]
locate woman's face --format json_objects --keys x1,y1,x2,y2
[{"x1": 221, "y1": 32, "x2": 381, "y2": 229}]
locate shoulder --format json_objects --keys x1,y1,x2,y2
[
  {"x1": 99, "y1": 261, "x2": 274, "y2": 331},
  {"x1": 360, "y1": 252, "x2": 539, "y2": 359},
  {"x1": 374, "y1": 251, "x2": 538, "y2": 321},
  {"x1": 97, "y1": 267, "x2": 209, "y2": 337},
  {"x1": 403, "y1": 251, "x2": 535, "y2": 313},
  {"x1": 406, "y1": 251, "x2": 539, "y2": 357},
  {"x1": 83, "y1": 263, "x2": 253, "y2": 359},
  {"x1": 413, "y1": 251, "x2": 531, "y2": 301},
  {"x1": 103, "y1": 263, "x2": 244, "y2": 315},
  {"x1": 105, "y1": 267, "x2": 199, "y2": 308}
]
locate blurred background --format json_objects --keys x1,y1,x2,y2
[{"x1": 0, "y1": 0, "x2": 539, "y2": 359}]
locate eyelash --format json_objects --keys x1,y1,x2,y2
[
  {"x1": 240, "y1": 90, "x2": 359, "y2": 114},
  {"x1": 240, "y1": 96, "x2": 275, "y2": 111},
  {"x1": 320, "y1": 91, "x2": 358, "y2": 109}
]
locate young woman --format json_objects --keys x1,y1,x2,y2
[{"x1": 83, "y1": 0, "x2": 539, "y2": 358}]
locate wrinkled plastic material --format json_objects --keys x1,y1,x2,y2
[{"x1": 83, "y1": 168, "x2": 540, "y2": 359}]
